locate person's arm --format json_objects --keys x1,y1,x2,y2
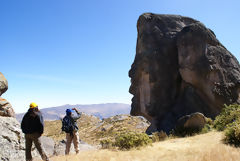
[
  {"x1": 37, "y1": 113, "x2": 44, "y2": 134},
  {"x1": 21, "y1": 114, "x2": 27, "y2": 133},
  {"x1": 72, "y1": 108, "x2": 81, "y2": 120}
]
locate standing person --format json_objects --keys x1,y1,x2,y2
[
  {"x1": 21, "y1": 102, "x2": 49, "y2": 161},
  {"x1": 62, "y1": 108, "x2": 81, "y2": 155}
]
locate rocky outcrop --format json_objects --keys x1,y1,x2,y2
[
  {"x1": 0, "y1": 73, "x2": 24, "y2": 160},
  {"x1": 0, "y1": 72, "x2": 15, "y2": 117},
  {"x1": 0, "y1": 116, "x2": 46, "y2": 161},
  {"x1": 0, "y1": 115, "x2": 77, "y2": 160},
  {"x1": 129, "y1": 13, "x2": 240, "y2": 134},
  {"x1": 0, "y1": 116, "x2": 25, "y2": 161}
]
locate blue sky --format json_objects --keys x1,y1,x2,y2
[{"x1": 1, "y1": 0, "x2": 240, "y2": 113}]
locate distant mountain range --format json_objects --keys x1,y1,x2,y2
[{"x1": 16, "y1": 103, "x2": 131, "y2": 122}]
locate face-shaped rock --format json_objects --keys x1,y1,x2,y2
[
  {"x1": 129, "y1": 14, "x2": 197, "y2": 122},
  {"x1": 129, "y1": 13, "x2": 240, "y2": 133}
]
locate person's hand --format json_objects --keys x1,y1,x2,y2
[{"x1": 72, "y1": 108, "x2": 77, "y2": 111}]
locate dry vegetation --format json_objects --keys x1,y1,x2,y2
[
  {"x1": 43, "y1": 131, "x2": 240, "y2": 161},
  {"x1": 42, "y1": 106, "x2": 240, "y2": 161},
  {"x1": 43, "y1": 114, "x2": 149, "y2": 145}
]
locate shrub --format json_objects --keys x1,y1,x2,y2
[
  {"x1": 151, "y1": 131, "x2": 168, "y2": 142},
  {"x1": 198, "y1": 117, "x2": 214, "y2": 134},
  {"x1": 212, "y1": 104, "x2": 240, "y2": 146},
  {"x1": 100, "y1": 139, "x2": 113, "y2": 149},
  {"x1": 205, "y1": 117, "x2": 213, "y2": 125},
  {"x1": 200, "y1": 124, "x2": 212, "y2": 134},
  {"x1": 224, "y1": 119, "x2": 240, "y2": 146},
  {"x1": 114, "y1": 132, "x2": 152, "y2": 150},
  {"x1": 213, "y1": 104, "x2": 240, "y2": 131}
]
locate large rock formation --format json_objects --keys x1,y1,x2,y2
[
  {"x1": 0, "y1": 72, "x2": 15, "y2": 117},
  {"x1": 129, "y1": 13, "x2": 240, "y2": 134}
]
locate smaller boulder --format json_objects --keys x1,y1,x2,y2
[
  {"x1": 174, "y1": 112, "x2": 206, "y2": 136},
  {"x1": 0, "y1": 73, "x2": 8, "y2": 96},
  {"x1": 0, "y1": 97, "x2": 15, "y2": 117},
  {"x1": 40, "y1": 136, "x2": 55, "y2": 157}
]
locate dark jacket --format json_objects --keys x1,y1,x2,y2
[
  {"x1": 66, "y1": 111, "x2": 81, "y2": 131},
  {"x1": 21, "y1": 108, "x2": 44, "y2": 134}
]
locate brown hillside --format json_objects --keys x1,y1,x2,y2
[{"x1": 43, "y1": 113, "x2": 149, "y2": 145}]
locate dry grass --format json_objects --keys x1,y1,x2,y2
[{"x1": 45, "y1": 131, "x2": 240, "y2": 161}]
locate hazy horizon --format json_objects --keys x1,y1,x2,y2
[{"x1": 16, "y1": 102, "x2": 131, "y2": 114}]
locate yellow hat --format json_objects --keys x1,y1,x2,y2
[{"x1": 29, "y1": 102, "x2": 38, "y2": 108}]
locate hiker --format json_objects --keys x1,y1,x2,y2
[
  {"x1": 62, "y1": 108, "x2": 82, "y2": 155},
  {"x1": 21, "y1": 102, "x2": 49, "y2": 161}
]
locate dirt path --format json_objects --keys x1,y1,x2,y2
[{"x1": 44, "y1": 131, "x2": 240, "y2": 161}]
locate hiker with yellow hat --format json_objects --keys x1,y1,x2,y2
[{"x1": 21, "y1": 103, "x2": 49, "y2": 161}]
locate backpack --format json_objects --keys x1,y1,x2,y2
[{"x1": 62, "y1": 116, "x2": 74, "y2": 133}]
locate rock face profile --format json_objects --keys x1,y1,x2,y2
[
  {"x1": 0, "y1": 72, "x2": 15, "y2": 117},
  {"x1": 129, "y1": 13, "x2": 240, "y2": 134}
]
